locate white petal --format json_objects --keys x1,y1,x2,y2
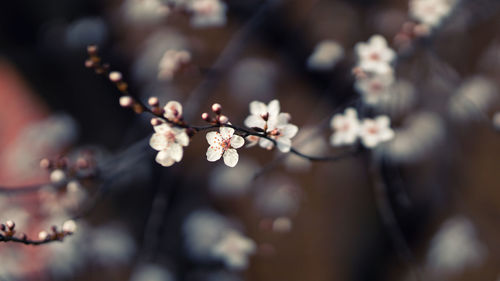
[
  {"x1": 175, "y1": 130, "x2": 190, "y2": 147},
  {"x1": 362, "y1": 135, "x2": 378, "y2": 148},
  {"x1": 276, "y1": 113, "x2": 291, "y2": 126},
  {"x1": 150, "y1": 133, "x2": 167, "y2": 151},
  {"x1": 259, "y1": 138, "x2": 274, "y2": 150},
  {"x1": 280, "y1": 124, "x2": 298, "y2": 139},
  {"x1": 168, "y1": 143, "x2": 183, "y2": 162},
  {"x1": 249, "y1": 101, "x2": 267, "y2": 116},
  {"x1": 230, "y1": 135, "x2": 245, "y2": 149},
  {"x1": 267, "y1": 99, "x2": 280, "y2": 117},
  {"x1": 276, "y1": 137, "x2": 292, "y2": 153},
  {"x1": 376, "y1": 115, "x2": 390, "y2": 128},
  {"x1": 206, "y1": 145, "x2": 223, "y2": 162},
  {"x1": 153, "y1": 123, "x2": 170, "y2": 134},
  {"x1": 244, "y1": 115, "x2": 266, "y2": 129},
  {"x1": 223, "y1": 149, "x2": 239, "y2": 167},
  {"x1": 220, "y1": 126, "x2": 234, "y2": 139},
  {"x1": 206, "y1": 131, "x2": 222, "y2": 145},
  {"x1": 379, "y1": 128, "x2": 395, "y2": 142},
  {"x1": 156, "y1": 151, "x2": 175, "y2": 167}
]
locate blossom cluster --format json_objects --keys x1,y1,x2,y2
[
  {"x1": 354, "y1": 35, "x2": 397, "y2": 107},
  {"x1": 330, "y1": 108, "x2": 395, "y2": 148}
]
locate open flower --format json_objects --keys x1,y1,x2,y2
[
  {"x1": 244, "y1": 99, "x2": 280, "y2": 130},
  {"x1": 355, "y1": 71, "x2": 395, "y2": 106},
  {"x1": 206, "y1": 127, "x2": 244, "y2": 167},
  {"x1": 359, "y1": 116, "x2": 395, "y2": 148},
  {"x1": 212, "y1": 230, "x2": 256, "y2": 270},
  {"x1": 150, "y1": 123, "x2": 189, "y2": 167},
  {"x1": 330, "y1": 108, "x2": 360, "y2": 146},
  {"x1": 259, "y1": 113, "x2": 299, "y2": 153},
  {"x1": 355, "y1": 35, "x2": 395, "y2": 74},
  {"x1": 158, "y1": 50, "x2": 191, "y2": 80},
  {"x1": 244, "y1": 99, "x2": 298, "y2": 153}
]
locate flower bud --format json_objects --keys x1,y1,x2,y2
[
  {"x1": 119, "y1": 96, "x2": 134, "y2": 107},
  {"x1": 50, "y1": 169, "x2": 66, "y2": 183},
  {"x1": 5, "y1": 220, "x2": 15, "y2": 230},
  {"x1": 109, "y1": 71, "x2": 123, "y2": 82},
  {"x1": 150, "y1": 118, "x2": 162, "y2": 126},
  {"x1": 218, "y1": 115, "x2": 229, "y2": 124},
  {"x1": 40, "y1": 158, "x2": 51, "y2": 169},
  {"x1": 38, "y1": 231, "x2": 49, "y2": 240},
  {"x1": 148, "y1": 96, "x2": 160, "y2": 107},
  {"x1": 201, "y1": 112, "x2": 211, "y2": 122},
  {"x1": 211, "y1": 103, "x2": 222, "y2": 114},
  {"x1": 62, "y1": 220, "x2": 77, "y2": 234}
]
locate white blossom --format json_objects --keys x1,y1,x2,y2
[
  {"x1": 359, "y1": 116, "x2": 395, "y2": 148},
  {"x1": 410, "y1": 0, "x2": 458, "y2": 29},
  {"x1": 355, "y1": 35, "x2": 395, "y2": 74},
  {"x1": 150, "y1": 123, "x2": 190, "y2": 167},
  {"x1": 330, "y1": 108, "x2": 361, "y2": 146},
  {"x1": 158, "y1": 50, "x2": 191, "y2": 80},
  {"x1": 122, "y1": 0, "x2": 170, "y2": 25},
  {"x1": 130, "y1": 264, "x2": 174, "y2": 281},
  {"x1": 244, "y1": 100, "x2": 299, "y2": 153},
  {"x1": 355, "y1": 71, "x2": 395, "y2": 106},
  {"x1": 212, "y1": 231, "x2": 256, "y2": 270},
  {"x1": 206, "y1": 127, "x2": 244, "y2": 167},
  {"x1": 426, "y1": 216, "x2": 486, "y2": 274},
  {"x1": 307, "y1": 40, "x2": 344, "y2": 71},
  {"x1": 188, "y1": 0, "x2": 227, "y2": 28}
]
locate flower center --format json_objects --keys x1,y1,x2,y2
[
  {"x1": 221, "y1": 138, "x2": 231, "y2": 151},
  {"x1": 370, "y1": 52, "x2": 380, "y2": 61}
]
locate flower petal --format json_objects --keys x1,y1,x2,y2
[
  {"x1": 230, "y1": 135, "x2": 245, "y2": 149},
  {"x1": 220, "y1": 126, "x2": 235, "y2": 139},
  {"x1": 280, "y1": 124, "x2": 298, "y2": 139},
  {"x1": 223, "y1": 149, "x2": 239, "y2": 167},
  {"x1": 206, "y1": 145, "x2": 223, "y2": 162},
  {"x1": 150, "y1": 133, "x2": 167, "y2": 151},
  {"x1": 175, "y1": 129, "x2": 190, "y2": 147},
  {"x1": 249, "y1": 101, "x2": 267, "y2": 116},
  {"x1": 206, "y1": 131, "x2": 222, "y2": 145},
  {"x1": 169, "y1": 143, "x2": 184, "y2": 162},
  {"x1": 153, "y1": 123, "x2": 170, "y2": 134},
  {"x1": 276, "y1": 137, "x2": 292, "y2": 153},
  {"x1": 268, "y1": 99, "x2": 280, "y2": 117},
  {"x1": 156, "y1": 151, "x2": 175, "y2": 167},
  {"x1": 259, "y1": 138, "x2": 274, "y2": 150},
  {"x1": 244, "y1": 115, "x2": 266, "y2": 129}
]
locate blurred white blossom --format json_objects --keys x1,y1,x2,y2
[
  {"x1": 426, "y1": 216, "x2": 487, "y2": 274},
  {"x1": 410, "y1": 0, "x2": 458, "y2": 30},
  {"x1": 448, "y1": 76, "x2": 498, "y2": 122},
  {"x1": 122, "y1": 0, "x2": 170, "y2": 25},
  {"x1": 130, "y1": 264, "x2": 175, "y2": 281},
  {"x1": 150, "y1": 123, "x2": 190, "y2": 167},
  {"x1": 330, "y1": 108, "x2": 361, "y2": 146},
  {"x1": 212, "y1": 230, "x2": 256, "y2": 270},
  {"x1": 158, "y1": 49, "x2": 191, "y2": 80},
  {"x1": 307, "y1": 40, "x2": 344, "y2": 71},
  {"x1": 188, "y1": 0, "x2": 227, "y2": 28},
  {"x1": 359, "y1": 116, "x2": 395, "y2": 148},
  {"x1": 355, "y1": 35, "x2": 395, "y2": 75}
]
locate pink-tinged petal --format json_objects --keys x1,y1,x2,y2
[
  {"x1": 379, "y1": 128, "x2": 395, "y2": 142},
  {"x1": 267, "y1": 99, "x2": 280, "y2": 117},
  {"x1": 223, "y1": 149, "x2": 239, "y2": 167},
  {"x1": 331, "y1": 115, "x2": 343, "y2": 129},
  {"x1": 249, "y1": 101, "x2": 267, "y2": 116},
  {"x1": 370, "y1": 35, "x2": 387, "y2": 48},
  {"x1": 259, "y1": 138, "x2": 274, "y2": 150},
  {"x1": 230, "y1": 135, "x2": 245, "y2": 149},
  {"x1": 345, "y1": 108, "x2": 358, "y2": 119},
  {"x1": 280, "y1": 124, "x2": 298, "y2": 139},
  {"x1": 150, "y1": 133, "x2": 167, "y2": 151},
  {"x1": 376, "y1": 115, "x2": 390, "y2": 128},
  {"x1": 245, "y1": 135, "x2": 259, "y2": 147},
  {"x1": 220, "y1": 126, "x2": 235, "y2": 139},
  {"x1": 361, "y1": 134, "x2": 378, "y2": 148},
  {"x1": 206, "y1": 145, "x2": 223, "y2": 162},
  {"x1": 276, "y1": 113, "x2": 291, "y2": 126},
  {"x1": 206, "y1": 131, "x2": 222, "y2": 145},
  {"x1": 169, "y1": 143, "x2": 183, "y2": 162},
  {"x1": 154, "y1": 123, "x2": 170, "y2": 134},
  {"x1": 164, "y1": 100, "x2": 183, "y2": 120},
  {"x1": 156, "y1": 151, "x2": 175, "y2": 167},
  {"x1": 276, "y1": 137, "x2": 292, "y2": 153},
  {"x1": 175, "y1": 130, "x2": 190, "y2": 147},
  {"x1": 244, "y1": 115, "x2": 266, "y2": 129}
]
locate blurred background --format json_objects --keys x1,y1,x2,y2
[{"x1": 1, "y1": 0, "x2": 500, "y2": 280}]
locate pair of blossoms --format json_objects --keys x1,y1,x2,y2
[
  {"x1": 149, "y1": 100, "x2": 298, "y2": 168},
  {"x1": 354, "y1": 35, "x2": 397, "y2": 106}
]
